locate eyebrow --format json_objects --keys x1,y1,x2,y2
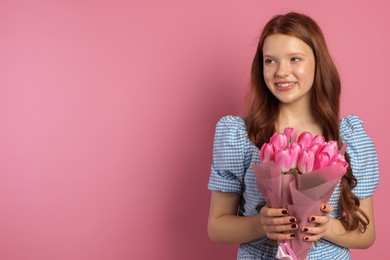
[
  {"x1": 288, "y1": 52, "x2": 306, "y2": 56},
  {"x1": 263, "y1": 52, "x2": 306, "y2": 58}
]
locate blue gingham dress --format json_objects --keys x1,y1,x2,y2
[{"x1": 208, "y1": 114, "x2": 379, "y2": 260}]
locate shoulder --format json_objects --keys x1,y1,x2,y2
[
  {"x1": 214, "y1": 115, "x2": 248, "y2": 144},
  {"x1": 340, "y1": 114, "x2": 366, "y2": 137},
  {"x1": 209, "y1": 116, "x2": 253, "y2": 192},
  {"x1": 339, "y1": 114, "x2": 374, "y2": 150},
  {"x1": 214, "y1": 115, "x2": 252, "y2": 157},
  {"x1": 216, "y1": 115, "x2": 246, "y2": 132},
  {"x1": 339, "y1": 114, "x2": 379, "y2": 197}
]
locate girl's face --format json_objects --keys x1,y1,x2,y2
[{"x1": 262, "y1": 34, "x2": 315, "y2": 107}]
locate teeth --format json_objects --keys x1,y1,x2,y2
[{"x1": 276, "y1": 82, "x2": 295, "y2": 87}]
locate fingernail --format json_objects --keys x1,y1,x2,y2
[
  {"x1": 289, "y1": 218, "x2": 295, "y2": 223},
  {"x1": 309, "y1": 217, "x2": 315, "y2": 222},
  {"x1": 291, "y1": 223, "x2": 297, "y2": 229},
  {"x1": 304, "y1": 236, "x2": 309, "y2": 241},
  {"x1": 282, "y1": 210, "x2": 288, "y2": 215},
  {"x1": 290, "y1": 233, "x2": 296, "y2": 238},
  {"x1": 302, "y1": 227, "x2": 308, "y2": 232}
]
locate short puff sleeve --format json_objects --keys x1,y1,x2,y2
[
  {"x1": 340, "y1": 114, "x2": 379, "y2": 199},
  {"x1": 208, "y1": 116, "x2": 251, "y2": 193}
]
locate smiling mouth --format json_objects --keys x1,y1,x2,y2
[
  {"x1": 275, "y1": 82, "x2": 296, "y2": 91},
  {"x1": 275, "y1": 82, "x2": 296, "y2": 87}
]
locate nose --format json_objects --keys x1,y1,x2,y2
[{"x1": 275, "y1": 61, "x2": 291, "y2": 77}]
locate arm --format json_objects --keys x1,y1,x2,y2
[
  {"x1": 302, "y1": 196, "x2": 375, "y2": 249},
  {"x1": 207, "y1": 191, "x2": 298, "y2": 244},
  {"x1": 324, "y1": 196, "x2": 375, "y2": 248}
]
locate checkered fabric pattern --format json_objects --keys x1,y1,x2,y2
[{"x1": 208, "y1": 114, "x2": 379, "y2": 260}]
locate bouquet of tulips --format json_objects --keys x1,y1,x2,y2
[{"x1": 252, "y1": 128, "x2": 348, "y2": 260}]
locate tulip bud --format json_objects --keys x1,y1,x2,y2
[
  {"x1": 270, "y1": 132, "x2": 287, "y2": 151},
  {"x1": 283, "y1": 127, "x2": 297, "y2": 146},
  {"x1": 260, "y1": 143, "x2": 275, "y2": 162},
  {"x1": 314, "y1": 152, "x2": 330, "y2": 170},
  {"x1": 309, "y1": 143, "x2": 320, "y2": 155},
  {"x1": 331, "y1": 153, "x2": 349, "y2": 170},
  {"x1": 289, "y1": 143, "x2": 301, "y2": 169},
  {"x1": 311, "y1": 135, "x2": 325, "y2": 146},
  {"x1": 275, "y1": 148, "x2": 293, "y2": 173},
  {"x1": 318, "y1": 141, "x2": 338, "y2": 161},
  {"x1": 297, "y1": 131, "x2": 313, "y2": 149},
  {"x1": 297, "y1": 148, "x2": 315, "y2": 174}
]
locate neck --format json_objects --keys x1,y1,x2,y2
[{"x1": 277, "y1": 102, "x2": 321, "y2": 135}]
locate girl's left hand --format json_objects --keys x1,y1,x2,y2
[{"x1": 301, "y1": 204, "x2": 333, "y2": 242}]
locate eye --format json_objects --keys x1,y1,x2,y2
[
  {"x1": 264, "y1": 58, "x2": 275, "y2": 64},
  {"x1": 291, "y1": 57, "x2": 301, "y2": 62}
]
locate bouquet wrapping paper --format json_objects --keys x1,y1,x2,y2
[
  {"x1": 253, "y1": 162, "x2": 346, "y2": 260},
  {"x1": 252, "y1": 128, "x2": 347, "y2": 260}
]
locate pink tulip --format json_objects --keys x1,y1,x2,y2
[
  {"x1": 289, "y1": 143, "x2": 301, "y2": 169},
  {"x1": 318, "y1": 141, "x2": 338, "y2": 161},
  {"x1": 283, "y1": 127, "x2": 297, "y2": 145},
  {"x1": 260, "y1": 143, "x2": 275, "y2": 162},
  {"x1": 331, "y1": 153, "x2": 349, "y2": 170},
  {"x1": 297, "y1": 131, "x2": 313, "y2": 149},
  {"x1": 309, "y1": 143, "x2": 321, "y2": 155},
  {"x1": 270, "y1": 132, "x2": 287, "y2": 150},
  {"x1": 275, "y1": 148, "x2": 293, "y2": 173},
  {"x1": 297, "y1": 148, "x2": 315, "y2": 174},
  {"x1": 314, "y1": 152, "x2": 330, "y2": 170},
  {"x1": 311, "y1": 135, "x2": 325, "y2": 146}
]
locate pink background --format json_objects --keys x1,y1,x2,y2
[{"x1": 0, "y1": 1, "x2": 388, "y2": 259}]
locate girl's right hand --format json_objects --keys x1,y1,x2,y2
[{"x1": 259, "y1": 205, "x2": 298, "y2": 240}]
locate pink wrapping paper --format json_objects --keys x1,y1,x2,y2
[{"x1": 252, "y1": 162, "x2": 346, "y2": 260}]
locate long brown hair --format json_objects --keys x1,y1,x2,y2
[{"x1": 246, "y1": 12, "x2": 368, "y2": 232}]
